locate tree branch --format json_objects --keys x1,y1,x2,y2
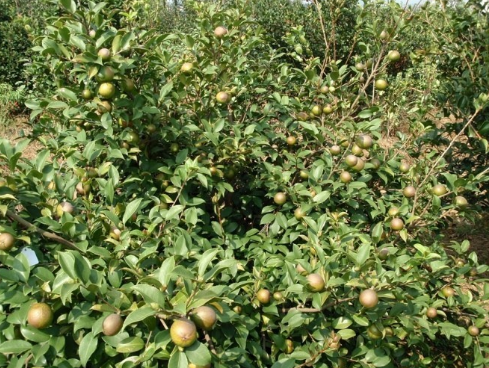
[{"x1": 6, "y1": 210, "x2": 80, "y2": 252}]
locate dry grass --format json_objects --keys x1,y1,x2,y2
[{"x1": 1, "y1": 116, "x2": 43, "y2": 171}]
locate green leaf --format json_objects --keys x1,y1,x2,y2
[
  {"x1": 313, "y1": 191, "x2": 330, "y2": 204},
  {"x1": 166, "y1": 205, "x2": 185, "y2": 221},
  {"x1": 122, "y1": 307, "x2": 156, "y2": 331},
  {"x1": 60, "y1": 0, "x2": 76, "y2": 13},
  {"x1": 169, "y1": 350, "x2": 188, "y2": 368},
  {"x1": 337, "y1": 329, "x2": 356, "y2": 340},
  {"x1": 185, "y1": 341, "x2": 211, "y2": 366},
  {"x1": 58, "y1": 251, "x2": 77, "y2": 281},
  {"x1": 123, "y1": 198, "x2": 142, "y2": 224},
  {"x1": 0, "y1": 340, "x2": 32, "y2": 354},
  {"x1": 132, "y1": 284, "x2": 166, "y2": 307},
  {"x1": 57, "y1": 88, "x2": 77, "y2": 101},
  {"x1": 356, "y1": 243, "x2": 370, "y2": 266},
  {"x1": 198, "y1": 249, "x2": 219, "y2": 277},
  {"x1": 271, "y1": 359, "x2": 295, "y2": 368},
  {"x1": 116, "y1": 336, "x2": 145, "y2": 353},
  {"x1": 158, "y1": 256, "x2": 175, "y2": 286},
  {"x1": 20, "y1": 326, "x2": 50, "y2": 343},
  {"x1": 332, "y1": 316, "x2": 353, "y2": 329},
  {"x1": 79, "y1": 332, "x2": 98, "y2": 367}
]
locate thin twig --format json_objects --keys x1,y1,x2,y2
[
  {"x1": 411, "y1": 107, "x2": 483, "y2": 216},
  {"x1": 6, "y1": 210, "x2": 80, "y2": 252},
  {"x1": 204, "y1": 332, "x2": 218, "y2": 355}
]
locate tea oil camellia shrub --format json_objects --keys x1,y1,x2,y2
[{"x1": 0, "y1": 0, "x2": 489, "y2": 368}]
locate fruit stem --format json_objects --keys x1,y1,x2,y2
[
  {"x1": 204, "y1": 332, "x2": 217, "y2": 355},
  {"x1": 282, "y1": 296, "x2": 356, "y2": 313},
  {"x1": 6, "y1": 210, "x2": 81, "y2": 252}
]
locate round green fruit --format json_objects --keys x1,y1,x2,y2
[
  {"x1": 345, "y1": 154, "x2": 358, "y2": 167},
  {"x1": 28, "y1": 303, "x2": 53, "y2": 329},
  {"x1": 454, "y1": 196, "x2": 468, "y2": 209},
  {"x1": 388, "y1": 206, "x2": 399, "y2": 217},
  {"x1": 352, "y1": 158, "x2": 365, "y2": 172},
  {"x1": 170, "y1": 318, "x2": 197, "y2": 348},
  {"x1": 95, "y1": 66, "x2": 115, "y2": 82},
  {"x1": 378, "y1": 248, "x2": 389, "y2": 260},
  {"x1": 432, "y1": 184, "x2": 447, "y2": 196},
  {"x1": 307, "y1": 273, "x2": 325, "y2": 292},
  {"x1": 109, "y1": 227, "x2": 121, "y2": 241},
  {"x1": 403, "y1": 186, "x2": 416, "y2": 198},
  {"x1": 296, "y1": 263, "x2": 307, "y2": 275},
  {"x1": 98, "y1": 82, "x2": 116, "y2": 99},
  {"x1": 311, "y1": 105, "x2": 322, "y2": 116},
  {"x1": 286, "y1": 136, "x2": 297, "y2": 146},
  {"x1": 340, "y1": 171, "x2": 352, "y2": 183},
  {"x1": 256, "y1": 289, "x2": 271, "y2": 304},
  {"x1": 379, "y1": 30, "x2": 389, "y2": 40},
  {"x1": 216, "y1": 91, "x2": 230, "y2": 104},
  {"x1": 323, "y1": 104, "x2": 333, "y2": 114},
  {"x1": 103, "y1": 314, "x2": 123, "y2": 336},
  {"x1": 126, "y1": 131, "x2": 140, "y2": 145},
  {"x1": 273, "y1": 291, "x2": 284, "y2": 301},
  {"x1": 320, "y1": 85, "x2": 329, "y2": 94},
  {"x1": 121, "y1": 78, "x2": 135, "y2": 93},
  {"x1": 299, "y1": 170, "x2": 309, "y2": 180},
  {"x1": 431, "y1": 184, "x2": 448, "y2": 197},
  {"x1": 76, "y1": 182, "x2": 90, "y2": 196},
  {"x1": 356, "y1": 134, "x2": 373, "y2": 149},
  {"x1": 355, "y1": 62, "x2": 366, "y2": 71},
  {"x1": 181, "y1": 62, "x2": 194, "y2": 73},
  {"x1": 81, "y1": 89, "x2": 92, "y2": 100},
  {"x1": 426, "y1": 307, "x2": 437, "y2": 319},
  {"x1": 399, "y1": 162, "x2": 410, "y2": 173},
  {"x1": 330, "y1": 145, "x2": 341, "y2": 156},
  {"x1": 359, "y1": 289, "x2": 378, "y2": 309},
  {"x1": 468, "y1": 325, "x2": 480, "y2": 337},
  {"x1": 284, "y1": 339, "x2": 294, "y2": 354},
  {"x1": 387, "y1": 50, "x2": 401, "y2": 62},
  {"x1": 214, "y1": 26, "x2": 228, "y2": 38},
  {"x1": 56, "y1": 201, "x2": 74, "y2": 217},
  {"x1": 375, "y1": 79, "x2": 388, "y2": 90},
  {"x1": 441, "y1": 286, "x2": 455, "y2": 298},
  {"x1": 170, "y1": 143, "x2": 179, "y2": 153},
  {"x1": 97, "y1": 48, "x2": 111, "y2": 61},
  {"x1": 0, "y1": 233, "x2": 15, "y2": 252},
  {"x1": 367, "y1": 324, "x2": 383, "y2": 340},
  {"x1": 390, "y1": 217, "x2": 404, "y2": 231},
  {"x1": 351, "y1": 144, "x2": 363, "y2": 157},
  {"x1": 97, "y1": 100, "x2": 112, "y2": 113},
  {"x1": 274, "y1": 192, "x2": 287, "y2": 205},
  {"x1": 297, "y1": 111, "x2": 309, "y2": 121},
  {"x1": 191, "y1": 306, "x2": 217, "y2": 331},
  {"x1": 188, "y1": 364, "x2": 210, "y2": 368},
  {"x1": 294, "y1": 208, "x2": 306, "y2": 220},
  {"x1": 370, "y1": 158, "x2": 381, "y2": 170}
]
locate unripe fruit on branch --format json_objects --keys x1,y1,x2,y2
[
  {"x1": 307, "y1": 273, "x2": 325, "y2": 292},
  {"x1": 103, "y1": 314, "x2": 123, "y2": 336},
  {"x1": 0, "y1": 233, "x2": 15, "y2": 252},
  {"x1": 170, "y1": 318, "x2": 197, "y2": 348},
  {"x1": 359, "y1": 289, "x2": 378, "y2": 309},
  {"x1": 28, "y1": 303, "x2": 53, "y2": 329},
  {"x1": 256, "y1": 289, "x2": 271, "y2": 304},
  {"x1": 214, "y1": 26, "x2": 228, "y2": 38},
  {"x1": 191, "y1": 306, "x2": 217, "y2": 331}
]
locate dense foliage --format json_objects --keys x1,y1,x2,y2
[{"x1": 0, "y1": 0, "x2": 488, "y2": 368}]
